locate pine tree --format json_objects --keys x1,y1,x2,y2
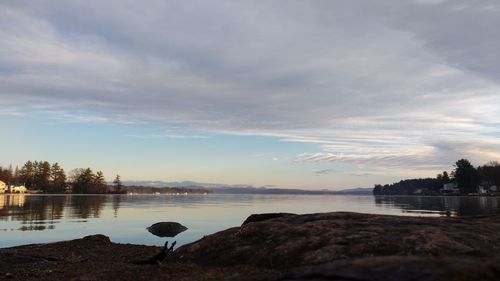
[
  {"x1": 453, "y1": 159, "x2": 480, "y2": 194},
  {"x1": 93, "y1": 171, "x2": 107, "y2": 193},
  {"x1": 20, "y1": 161, "x2": 35, "y2": 188},
  {"x1": 50, "y1": 163, "x2": 67, "y2": 193},
  {"x1": 113, "y1": 175, "x2": 123, "y2": 193}
]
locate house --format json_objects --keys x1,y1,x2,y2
[
  {"x1": 478, "y1": 182, "x2": 498, "y2": 195},
  {"x1": 0, "y1": 181, "x2": 6, "y2": 194},
  {"x1": 10, "y1": 184, "x2": 28, "y2": 194},
  {"x1": 478, "y1": 185, "x2": 489, "y2": 195},
  {"x1": 441, "y1": 182, "x2": 460, "y2": 195}
]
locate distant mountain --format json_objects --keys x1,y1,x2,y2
[
  {"x1": 121, "y1": 180, "x2": 372, "y2": 195},
  {"x1": 124, "y1": 185, "x2": 211, "y2": 194},
  {"x1": 208, "y1": 186, "x2": 338, "y2": 195},
  {"x1": 121, "y1": 180, "x2": 251, "y2": 189},
  {"x1": 331, "y1": 187, "x2": 373, "y2": 195}
]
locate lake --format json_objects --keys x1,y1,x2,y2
[{"x1": 2, "y1": 194, "x2": 500, "y2": 248}]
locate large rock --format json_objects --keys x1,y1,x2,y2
[
  {"x1": 280, "y1": 256, "x2": 500, "y2": 281},
  {"x1": 176, "y1": 212, "x2": 500, "y2": 269},
  {"x1": 0, "y1": 234, "x2": 278, "y2": 281}
]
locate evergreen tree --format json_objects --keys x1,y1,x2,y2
[
  {"x1": 71, "y1": 168, "x2": 94, "y2": 193},
  {"x1": 113, "y1": 175, "x2": 123, "y2": 193},
  {"x1": 0, "y1": 166, "x2": 13, "y2": 184},
  {"x1": 36, "y1": 161, "x2": 51, "y2": 191},
  {"x1": 436, "y1": 171, "x2": 451, "y2": 184},
  {"x1": 20, "y1": 161, "x2": 35, "y2": 188},
  {"x1": 93, "y1": 171, "x2": 107, "y2": 193},
  {"x1": 13, "y1": 166, "x2": 20, "y2": 183},
  {"x1": 50, "y1": 163, "x2": 67, "y2": 193},
  {"x1": 477, "y1": 161, "x2": 500, "y2": 187},
  {"x1": 453, "y1": 159, "x2": 480, "y2": 194}
]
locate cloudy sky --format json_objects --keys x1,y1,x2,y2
[{"x1": 1, "y1": 0, "x2": 499, "y2": 189}]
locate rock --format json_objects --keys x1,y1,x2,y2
[
  {"x1": 0, "y1": 235, "x2": 278, "y2": 281},
  {"x1": 280, "y1": 256, "x2": 500, "y2": 281},
  {"x1": 146, "y1": 222, "x2": 188, "y2": 237},
  {"x1": 176, "y1": 212, "x2": 500, "y2": 269},
  {"x1": 82, "y1": 234, "x2": 111, "y2": 243},
  {"x1": 242, "y1": 213, "x2": 295, "y2": 225},
  {"x1": 0, "y1": 253, "x2": 47, "y2": 266}
]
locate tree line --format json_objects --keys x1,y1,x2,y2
[
  {"x1": 373, "y1": 159, "x2": 500, "y2": 196},
  {"x1": 0, "y1": 160, "x2": 123, "y2": 194}
]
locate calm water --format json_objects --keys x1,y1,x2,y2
[{"x1": 1, "y1": 194, "x2": 500, "y2": 248}]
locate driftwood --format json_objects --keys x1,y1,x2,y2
[{"x1": 133, "y1": 241, "x2": 177, "y2": 265}]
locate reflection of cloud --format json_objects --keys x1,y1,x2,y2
[{"x1": 1, "y1": 1, "x2": 500, "y2": 172}]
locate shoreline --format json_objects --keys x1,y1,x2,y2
[
  {"x1": 4, "y1": 192, "x2": 500, "y2": 197},
  {"x1": 2, "y1": 212, "x2": 500, "y2": 280}
]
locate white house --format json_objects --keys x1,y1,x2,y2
[
  {"x1": 441, "y1": 182, "x2": 460, "y2": 195},
  {"x1": 478, "y1": 185, "x2": 489, "y2": 195},
  {"x1": 478, "y1": 182, "x2": 498, "y2": 195},
  {"x1": 0, "y1": 181, "x2": 6, "y2": 194},
  {"x1": 10, "y1": 184, "x2": 28, "y2": 194}
]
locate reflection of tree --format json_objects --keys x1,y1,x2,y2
[
  {"x1": 18, "y1": 225, "x2": 47, "y2": 231},
  {"x1": 455, "y1": 197, "x2": 488, "y2": 216},
  {"x1": 112, "y1": 195, "x2": 122, "y2": 218},
  {"x1": 70, "y1": 195, "x2": 107, "y2": 219},
  {"x1": 374, "y1": 196, "x2": 500, "y2": 216},
  {"x1": 0, "y1": 195, "x2": 65, "y2": 230},
  {"x1": 1, "y1": 195, "x2": 109, "y2": 233}
]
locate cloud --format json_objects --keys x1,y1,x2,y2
[
  {"x1": 0, "y1": 0, "x2": 499, "y2": 173},
  {"x1": 314, "y1": 169, "x2": 337, "y2": 175},
  {"x1": 296, "y1": 138, "x2": 500, "y2": 174},
  {"x1": 126, "y1": 133, "x2": 209, "y2": 140},
  {"x1": 348, "y1": 173, "x2": 373, "y2": 177},
  {"x1": 0, "y1": 107, "x2": 24, "y2": 117}
]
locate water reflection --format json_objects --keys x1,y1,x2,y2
[
  {"x1": 2, "y1": 194, "x2": 500, "y2": 248},
  {"x1": 374, "y1": 196, "x2": 500, "y2": 216},
  {"x1": 112, "y1": 195, "x2": 121, "y2": 218},
  {"x1": 0, "y1": 194, "x2": 271, "y2": 232},
  {"x1": 70, "y1": 195, "x2": 106, "y2": 219}
]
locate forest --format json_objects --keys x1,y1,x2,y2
[
  {"x1": 373, "y1": 159, "x2": 500, "y2": 196},
  {"x1": 0, "y1": 160, "x2": 123, "y2": 194}
]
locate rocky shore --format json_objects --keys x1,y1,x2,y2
[{"x1": 2, "y1": 212, "x2": 500, "y2": 281}]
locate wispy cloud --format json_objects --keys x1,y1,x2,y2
[
  {"x1": 314, "y1": 169, "x2": 337, "y2": 175},
  {"x1": 126, "y1": 133, "x2": 209, "y2": 139},
  {"x1": 1, "y1": 0, "x2": 499, "y2": 174},
  {"x1": 296, "y1": 138, "x2": 500, "y2": 174},
  {"x1": 0, "y1": 107, "x2": 25, "y2": 117}
]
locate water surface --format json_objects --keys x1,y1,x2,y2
[{"x1": 2, "y1": 194, "x2": 500, "y2": 248}]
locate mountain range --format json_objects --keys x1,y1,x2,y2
[{"x1": 121, "y1": 180, "x2": 373, "y2": 195}]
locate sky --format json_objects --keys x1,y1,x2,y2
[{"x1": 1, "y1": 0, "x2": 499, "y2": 189}]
